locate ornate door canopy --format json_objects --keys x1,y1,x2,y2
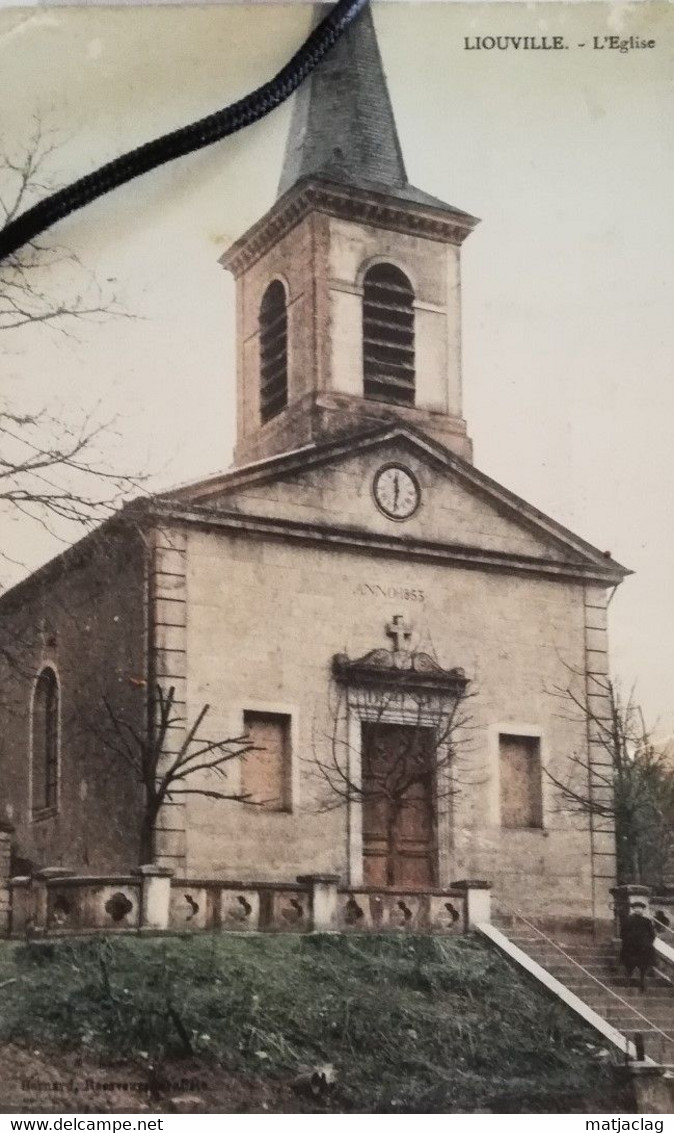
[{"x1": 333, "y1": 615, "x2": 468, "y2": 697}]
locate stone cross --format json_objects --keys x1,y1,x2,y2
[{"x1": 386, "y1": 614, "x2": 412, "y2": 653}]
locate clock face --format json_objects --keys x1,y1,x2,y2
[{"x1": 373, "y1": 464, "x2": 421, "y2": 520}]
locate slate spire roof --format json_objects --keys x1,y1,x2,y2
[{"x1": 277, "y1": 4, "x2": 468, "y2": 215}]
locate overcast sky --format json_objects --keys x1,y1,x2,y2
[{"x1": 1, "y1": 2, "x2": 672, "y2": 729}]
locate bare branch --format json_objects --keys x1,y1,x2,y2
[
  {"x1": 544, "y1": 665, "x2": 674, "y2": 885},
  {"x1": 0, "y1": 119, "x2": 144, "y2": 596},
  {"x1": 94, "y1": 683, "x2": 263, "y2": 864}
]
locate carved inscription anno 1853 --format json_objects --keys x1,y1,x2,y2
[{"x1": 354, "y1": 582, "x2": 425, "y2": 602}]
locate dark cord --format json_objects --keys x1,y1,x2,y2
[{"x1": 0, "y1": 0, "x2": 368, "y2": 264}]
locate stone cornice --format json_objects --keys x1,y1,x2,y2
[
  {"x1": 333, "y1": 648, "x2": 468, "y2": 696},
  {"x1": 164, "y1": 422, "x2": 631, "y2": 580},
  {"x1": 0, "y1": 418, "x2": 629, "y2": 617},
  {"x1": 219, "y1": 178, "x2": 479, "y2": 278},
  {"x1": 0, "y1": 509, "x2": 148, "y2": 616},
  {"x1": 147, "y1": 499, "x2": 628, "y2": 586}
]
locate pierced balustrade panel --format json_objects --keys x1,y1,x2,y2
[
  {"x1": 46, "y1": 878, "x2": 141, "y2": 932},
  {"x1": 220, "y1": 887, "x2": 260, "y2": 932},
  {"x1": 262, "y1": 887, "x2": 310, "y2": 933},
  {"x1": 170, "y1": 884, "x2": 210, "y2": 930},
  {"x1": 337, "y1": 888, "x2": 465, "y2": 934}
]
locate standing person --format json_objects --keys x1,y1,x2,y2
[{"x1": 619, "y1": 902, "x2": 657, "y2": 991}]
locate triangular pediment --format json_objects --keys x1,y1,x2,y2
[{"x1": 159, "y1": 425, "x2": 629, "y2": 584}]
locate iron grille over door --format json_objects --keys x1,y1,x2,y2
[
  {"x1": 259, "y1": 280, "x2": 288, "y2": 424},
  {"x1": 363, "y1": 263, "x2": 415, "y2": 407}
]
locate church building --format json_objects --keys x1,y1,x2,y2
[{"x1": 0, "y1": 6, "x2": 629, "y2": 921}]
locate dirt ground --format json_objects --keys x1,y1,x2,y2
[
  {"x1": 0, "y1": 1042, "x2": 641, "y2": 1115},
  {"x1": 0, "y1": 1044, "x2": 317, "y2": 1114}
]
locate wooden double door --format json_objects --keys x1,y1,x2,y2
[{"x1": 361, "y1": 722, "x2": 436, "y2": 890}]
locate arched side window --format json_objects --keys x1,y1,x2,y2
[
  {"x1": 32, "y1": 667, "x2": 59, "y2": 814},
  {"x1": 259, "y1": 280, "x2": 288, "y2": 425},
  {"x1": 363, "y1": 263, "x2": 415, "y2": 407}
]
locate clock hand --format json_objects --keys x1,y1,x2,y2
[{"x1": 393, "y1": 472, "x2": 400, "y2": 509}]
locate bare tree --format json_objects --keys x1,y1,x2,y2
[
  {"x1": 0, "y1": 407, "x2": 143, "y2": 538},
  {"x1": 309, "y1": 647, "x2": 475, "y2": 887},
  {"x1": 0, "y1": 119, "x2": 119, "y2": 334},
  {"x1": 545, "y1": 670, "x2": 674, "y2": 887},
  {"x1": 0, "y1": 120, "x2": 141, "y2": 563},
  {"x1": 97, "y1": 683, "x2": 261, "y2": 864}
]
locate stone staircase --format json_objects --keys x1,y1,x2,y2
[{"x1": 496, "y1": 919, "x2": 674, "y2": 1065}]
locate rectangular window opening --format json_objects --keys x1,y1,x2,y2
[
  {"x1": 242, "y1": 711, "x2": 291, "y2": 812},
  {"x1": 499, "y1": 733, "x2": 543, "y2": 829}
]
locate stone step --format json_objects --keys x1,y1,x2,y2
[
  {"x1": 532, "y1": 967, "x2": 670, "y2": 984},
  {"x1": 515, "y1": 943, "x2": 616, "y2": 955},
  {"x1": 605, "y1": 1005, "x2": 674, "y2": 1017},
  {"x1": 504, "y1": 928, "x2": 610, "y2": 938},
  {"x1": 523, "y1": 945, "x2": 605, "y2": 953},
  {"x1": 512, "y1": 947, "x2": 617, "y2": 965},
  {"x1": 573, "y1": 995, "x2": 674, "y2": 1019},
  {"x1": 497, "y1": 925, "x2": 674, "y2": 1061},
  {"x1": 550, "y1": 966, "x2": 619, "y2": 975},
  {"x1": 612, "y1": 998, "x2": 674, "y2": 1008},
  {"x1": 546, "y1": 971, "x2": 672, "y2": 988},
  {"x1": 500, "y1": 928, "x2": 614, "y2": 942},
  {"x1": 507, "y1": 937, "x2": 615, "y2": 954},
  {"x1": 598, "y1": 991, "x2": 674, "y2": 1001},
  {"x1": 603, "y1": 1010, "x2": 674, "y2": 1026},
  {"x1": 616, "y1": 1020, "x2": 674, "y2": 1029},
  {"x1": 534, "y1": 971, "x2": 674, "y2": 1001},
  {"x1": 580, "y1": 1006, "x2": 664, "y2": 1018},
  {"x1": 584, "y1": 1000, "x2": 674, "y2": 1015},
  {"x1": 520, "y1": 958, "x2": 671, "y2": 983},
  {"x1": 590, "y1": 999, "x2": 664, "y2": 1013},
  {"x1": 581, "y1": 988, "x2": 674, "y2": 1002}
]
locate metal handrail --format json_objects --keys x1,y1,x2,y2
[
  {"x1": 650, "y1": 921, "x2": 674, "y2": 988},
  {"x1": 651, "y1": 915, "x2": 674, "y2": 944},
  {"x1": 494, "y1": 900, "x2": 674, "y2": 1049}
]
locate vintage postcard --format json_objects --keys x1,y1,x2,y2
[{"x1": 0, "y1": 0, "x2": 672, "y2": 1117}]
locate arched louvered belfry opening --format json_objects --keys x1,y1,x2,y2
[
  {"x1": 362, "y1": 263, "x2": 415, "y2": 407},
  {"x1": 259, "y1": 280, "x2": 288, "y2": 425},
  {"x1": 31, "y1": 666, "x2": 59, "y2": 813}
]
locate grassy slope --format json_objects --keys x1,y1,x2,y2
[{"x1": 0, "y1": 933, "x2": 630, "y2": 1113}]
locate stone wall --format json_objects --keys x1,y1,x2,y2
[
  {"x1": 169, "y1": 435, "x2": 604, "y2": 919},
  {"x1": 230, "y1": 206, "x2": 472, "y2": 466},
  {"x1": 0, "y1": 436, "x2": 617, "y2": 923},
  {"x1": 0, "y1": 523, "x2": 147, "y2": 874}
]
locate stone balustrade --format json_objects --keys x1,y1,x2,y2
[
  {"x1": 6, "y1": 869, "x2": 491, "y2": 938},
  {"x1": 9, "y1": 870, "x2": 143, "y2": 936}
]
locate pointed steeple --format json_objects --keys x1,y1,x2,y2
[
  {"x1": 277, "y1": 4, "x2": 458, "y2": 212},
  {"x1": 221, "y1": 2, "x2": 480, "y2": 470}
]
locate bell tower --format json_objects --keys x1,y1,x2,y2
[{"x1": 220, "y1": 5, "x2": 479, "y2": 467}]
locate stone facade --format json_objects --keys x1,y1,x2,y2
[
  {"x1": 0, "y1": 525, "x2": 147, "y2": 874},
  {"x1": 0, "y1": 425, "x2": 626, "y2": 921},
  {"x1": 0, "y1": 4, "x2": 629, "y2": 930},
  {"x1": 151, "y1": 428, "x2": 623, "y2": 919},
  {"x1": 225, "y1": 191, "x2": 474, "y2": 467}
]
